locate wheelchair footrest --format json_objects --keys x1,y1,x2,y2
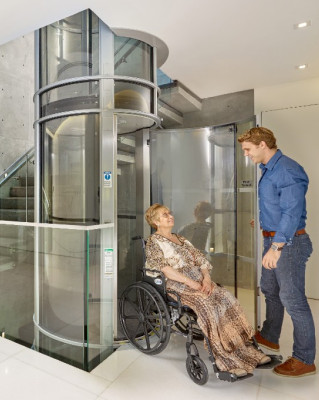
[
  {"x1": 216, "y1": 371, "x2": 253, "y2": 383},
  {"x1": 257, "y1": 354, "x2": 283, "y2": 369}
]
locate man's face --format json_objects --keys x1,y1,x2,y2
[{"x1": 240, "y1": 141, "x2": 266, "y2": 164}]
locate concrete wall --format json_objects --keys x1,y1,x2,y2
[
  {"x1": 182, "y1": 89, "x2": 254, "y2": 128},
  {"x1": 0, "y1": 33, "x2": 34, "y2": 174},
  {"x1": 255, "y1": 77, "x2": 319, "y2": 300}
]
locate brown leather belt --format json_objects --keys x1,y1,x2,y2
[{"x1": 262, "y1": 228, "x2": 306, "y2": 237}]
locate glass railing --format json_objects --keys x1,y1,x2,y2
[
  {"x1": 0, "y1": 221, "x2": 114, "y2": 371},
  {"x1": 0, "y1": 148, "x2": 35, "y2": 222}
]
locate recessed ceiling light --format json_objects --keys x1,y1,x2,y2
[
  {"x1": 295, "y1": 64, "x2": 308, "y2": 70},
  {"x1": 294, "y1": 20, "x2": 311, "y2": 29}
]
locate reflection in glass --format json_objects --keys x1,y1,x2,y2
[
  {"x1": 114, "y1": 36, "x2": 152, "y2": 81},
  {"x1": 114, "y1": 81, "x2": 151, "y2": 113},
  {"x1": 0, "y1": 224, "x2": 34, "y2": 345},
  {"x1": 117, "y1": 134, "x2": 138, "y2": 295},
  {"x1": 36, "y1": 225, "x2": 113, "y2": 370},
  {"x1": 42, "y1": 115, "x2": 100, "y2": 225},
  {"x1": 0, "y1": 149, "x2": 35, "y2": 222},
  {"x1": 236, "y1": 120, "x2": 257, "y2": 325},
  {"x1": 150, "y1": 126, "x2": 236, "y2": 294},
  {"x1": 40, "y1": 81, "x2": 99, "y2": 117},
  {"x1": 40, "y1": 10, "x2": 99, "y2": 87}
]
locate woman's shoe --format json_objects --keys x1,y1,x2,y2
[
  {"x1": 258, "y1": 355, "x2": 271, "y2": 365},
  {"x1": 229, "y1": 368, "x2": 248, "y2": 377}
]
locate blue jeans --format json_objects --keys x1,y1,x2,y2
[{"x1": 260, "y1": 234, "x2": 316, "y2": 364}]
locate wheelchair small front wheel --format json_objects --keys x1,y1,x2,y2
[{"x1": 186, "y1": 355, "x2": 209, "y2": 385}]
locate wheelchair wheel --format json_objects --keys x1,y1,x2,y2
[
  {"x1": 120, "y1": 282, "x2": 171, "y2": 355},
  {"x1": 174, "y1": 318, "x2": 204, "y2": 341},
  {"x1": 186, "y1": 355, "x2": 209, "y2": 385}
]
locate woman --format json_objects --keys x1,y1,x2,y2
[{"x1": 145, "y1": 203, "x2": 270, "y2": 377}]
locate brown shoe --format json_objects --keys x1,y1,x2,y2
[
  {"x1": 273, "y1": 357, "x2": 316, "y2": 377},
  {"x1": 254, "y1": 331, "x2": 279, "y2": 352}
]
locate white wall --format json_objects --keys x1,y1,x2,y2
[{"x1": 255, "y1": 78, "x2": 319, "y2": 299}]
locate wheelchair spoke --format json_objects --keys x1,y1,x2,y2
[
  {"x1": 143, "y1": 296, "x2": 154, "y2": 315},
  {"x1": 143, "y1": 323, "x2": 151, "y2": 349},
  {"x1": 136, "y1": 288, "x2": 144, "y2": 312},
  {"x1": 145, "y1": 320, "x2": 161, "y2": 338},
  {"x1": 125, "y1": 296, "x2": 140, "y2": 314},
  {"x1": 131, "y1": 321, "x2": 143, "y2": 340},
  {"x1": 123, "y1": 314, "x2": 140, "y2": 320}
]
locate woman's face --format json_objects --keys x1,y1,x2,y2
[{"x1": 155, "y1": 207, "x2": 175, "y2": 229}]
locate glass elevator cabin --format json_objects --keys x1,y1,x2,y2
[
  {"x1": 33, "y1": 9, "x2": 166, "y2": 370},
  {"x1": 30, "y1": 8, "x2": 257, "y2": 371}
]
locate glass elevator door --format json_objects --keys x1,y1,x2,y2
[{"x1": 150, "y1": 121, "x2": 257, "y2": 327}]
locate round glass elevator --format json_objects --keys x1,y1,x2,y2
[{"x1": 33, "y1": 9, "x2": 168, "y2": 370}]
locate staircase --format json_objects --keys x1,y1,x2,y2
[
  {"x1": 0, "y1": 176, "x2": 34, "y2": 222},
  {"x1": 0, "y1": 149, "x2": 34, "y2": 272}
]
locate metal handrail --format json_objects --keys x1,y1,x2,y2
[{"x1": 0, "y1": 147, "x2": 35, "y2": 187}]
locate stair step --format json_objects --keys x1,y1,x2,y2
[
  {"x1": 19, "y1": 176, "x2": 34, "y2": 187},
  {"x1": 0, "y1": 209, "x2": 34, "y2": 222},
  {"x1": 0, "y1": 197, "x2": 34, "y2": 210},
  {"x1": 9, "y1": 186, "x2": 34, "y2": 197}
]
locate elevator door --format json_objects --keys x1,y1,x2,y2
[
  {"x1": 150, "y1": 121, "x2": 257, "y2": 327},
  {"x1": 116, "y1": 132, "x2": 148, "y2": 301}
]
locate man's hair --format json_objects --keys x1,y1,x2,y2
[
  {"x1": 194, "y1": 201, "x2": 213, "y2": 221},
  {"x1": 237, "y1": 127, "x2": 277, "y2": 149}
]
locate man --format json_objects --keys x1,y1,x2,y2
[{"x1": 238, "y1": 127, "x2": 316, "y2": 377}]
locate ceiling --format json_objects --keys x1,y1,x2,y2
[{"x1": 0, "y1": 0, "x2": 318, "y2": 99}]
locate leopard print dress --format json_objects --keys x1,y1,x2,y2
[{"x1": 145, "y1": 233, "x2": 265, "y2": 373}]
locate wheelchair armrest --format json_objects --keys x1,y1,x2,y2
[
  {"x1": 142, "y1": 267, "x2": 163, "y2": 277},
  {"x1": 142, "y1": 268, "x2": 167, "y2": 296},
  {"x1": 166, "y1": 290, "x2": 183, "y2": 314}
]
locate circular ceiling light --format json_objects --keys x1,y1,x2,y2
[
  {"x1": 294, "y1": 21, "x2": 311, "y2": 29},
  {"x1": 295, "y1": 64, "x2": 308, "y2": 70}
]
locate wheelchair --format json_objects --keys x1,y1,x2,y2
[{"x1": 119, "y1": 236, "x2": 282, "y2": 385}]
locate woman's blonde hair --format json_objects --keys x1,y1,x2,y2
[
  {"x1": 145, "y1": 203, "x2": 169, "y2": 229},
  {"x1": 237, "y1": 127, "x2": 277, "y2": 149}
]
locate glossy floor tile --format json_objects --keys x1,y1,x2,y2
[{"x1": 0, "y1": 299, "x2": 318, "y2": 399}]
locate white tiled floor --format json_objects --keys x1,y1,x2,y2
[{"x1": 0, "y1": 299, "x2": 318, "y2": 400}]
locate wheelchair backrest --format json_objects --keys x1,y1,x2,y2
[{"x1": 132, "y1": 235, "x2": 167, "y2": 298}]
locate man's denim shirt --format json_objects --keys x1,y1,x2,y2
[{"x1": 259, "y1": 150, "x2": 308, "y2": 244}]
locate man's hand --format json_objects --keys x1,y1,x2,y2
[{"x1": 262, "y1": 244, "x2": 284, "y2": 269}]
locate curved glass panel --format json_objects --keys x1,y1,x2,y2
[
  {"x1": 117, "y1": 113, "x2": 157, "y2": 135},
  {"x1": 40, "y1": 10, "x2": 99, "y2": 87},
  {"x1": 41, "y1": 114, "x2": 100, "y2": 225},
  {"x1": 114, "y1": 36, "x2": 153, "y2": 81},
  {"x1": 114, "y1": 81, "x2": 152, "y2": 114},
  {"x1": 40, "y1": 81, "x2": 99, "y2": 117}
]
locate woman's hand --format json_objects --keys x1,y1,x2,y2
[
  {"x1": 185, "y1": 278, "x2": 202, "y2": 291},
  {"x1": 201, "y1": 276, "x2": 214, "y2": 296}
]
